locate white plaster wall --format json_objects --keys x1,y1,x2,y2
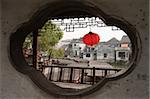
[
  {"x1": 83, "y1": 53, "x2": 94, "y2": 60},
  {"x1": 1, "y1": 0, "x2": 149, "y2": 99},
  {"x1": 78, "y1": 43, "x2": 85, "y2": 51}
]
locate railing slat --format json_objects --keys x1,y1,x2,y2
[
  {"x1": 49, "y1": 66, "x2": 53, "y2": 80},
  {"x1": 104, "y1": 70, "x2": 107, "y2": 76},
  {"x1": 59, "y1": 67, "x2": 63, "y2": 82},
  {"x1": 81, "y1": 69, "x2": 84, "y2": 84},
  {"x1": 92, "y1": 67, "x2": 95, "y2": 85},
  {"x1": 69, "y1": 67, "x2": 73, "y2": 83}
]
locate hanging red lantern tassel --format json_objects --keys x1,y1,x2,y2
[{"x1": 82, "y1": 32, "x2": 100, "y2": 47}]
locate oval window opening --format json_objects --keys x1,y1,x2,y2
[{"x1": 22, "y1": 17, "x2": 132, "y2": 89}]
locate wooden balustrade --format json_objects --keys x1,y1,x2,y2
[{"x1": 41, "y1": 65, "x2": 121, "y2": 85}]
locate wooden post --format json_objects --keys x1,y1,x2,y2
[
  {"x1": 32, "y1": 31, "x2": 38, "y2": 69},
  {"x1": 69, "y1": 67, "x2": 73, "y2": 83},
  {"x1": 104, "y1": 70, "x2": 107, "y2": 76},
  {"x1": 81, "y1": 69, "x2": 84, "y2": 84},
  {"x1": 92, "y1": 67, "x2": 95, "y2": 85},
  {"x1": 59, "y1": 67, "x2": 63, "y2": 82},
  {"x1": 49, "y1": 66, "x2": 53, "y2": 80}
]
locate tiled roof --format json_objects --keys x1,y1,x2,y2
[
  {"x1": 106, "y1": 37, "x2": 119, "y2": 44},
  {"x1": 70, "y1": 38, "x2": 83, "y2": 43},
  {"x1": 120, "y1": 35, "x2": 130, "y2": 43}
]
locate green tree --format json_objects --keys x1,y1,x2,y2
[
  {"x1": 51, "y1": 48, "x2": 64, "y2": 58},
  {"x1": 23, "y1": 33, "x2": 32, "y2": 49},
  {"x1": 38, "y1": 20, "x2": 63, "y2": 57},
  {"x1": 23, "y1": 20, "x2": 64, "y2": 58}
]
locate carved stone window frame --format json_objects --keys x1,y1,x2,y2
[{"x1": 9, "y1": 0, "x2": 142, "y2": 97}]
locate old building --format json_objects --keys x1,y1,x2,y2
[
  {"x1": 96, "y1": 38, "x2": 119, "y2": 62},
  {"x1": 66, "y1": 36, "x2": 131, "y2": 62},
  {"x1": 115, "y1": 35, "x2": 131, "y2": 61},
  {"x1": 65, "y1": 38, "x2": 85, "y2": 57}
]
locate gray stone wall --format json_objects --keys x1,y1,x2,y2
[{"x1": 1, "y1": 0, "x2": 149, "y2": 99}]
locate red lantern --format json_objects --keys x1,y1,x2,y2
[{"x1": 82, "y1": 32, "x2": 100, "y2": 47}]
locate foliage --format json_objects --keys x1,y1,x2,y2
[
  {"x1": 23, "y1": 20, "x2": 64, "y2": 58},
  {"x1": 51, "y1": 48, "x2": 64, "y2": 58},
  {"x1": 23, "y1": 33, "x2": 32, "y2": 49},
  {"x1": 108, "y1": 60, "x2": 127, "y2": 68},
  {"x1": 38, "y1": 20, "x2": 63, "y2": 52}
]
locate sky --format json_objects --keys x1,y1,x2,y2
[
  {"x1": 51, "y1": 17, "x2": 127, "y2": 42},
  {"x1": 61, "y1": 26, "x2": 126, "y2": 42}
]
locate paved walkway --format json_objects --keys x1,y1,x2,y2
[
  {"x1": 58, "y1": 58, "x2": 113, "y2": 68},
  {"x1": 52, "y1": 82, "x2": 91, "y2": 89},
  {"x1": 89, "y1": 60, "x2": 113, "y2": 68}
]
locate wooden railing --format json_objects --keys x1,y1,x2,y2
[{"x1": 40, "y1": 65, "x2": 121, "y2": 85}]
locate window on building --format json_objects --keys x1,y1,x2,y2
[
  {"x1": 104, "y1": 53, "x2": 107, "y2": 58},
  {"x1": 86, "y1": 53, "x2": 91, "y2": 57},
  {"x1": 91, "y1": 48, "x2": 95, "y2": 50},
  {"x1": 75, "y1": 50, "x2": 77, "y2": 56},
  {"x1": 69, "y1": 44, "x2": 72, "y2": 47},
  {"x1": 118, "y1": 52, "x2": 125, "y2": 59}
]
